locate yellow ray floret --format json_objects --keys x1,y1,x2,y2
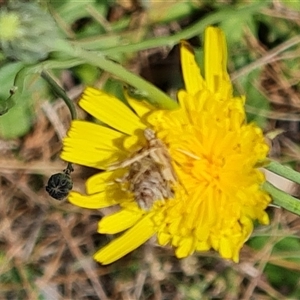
[
  {"x1": 80, "y1": 87, "x2": 147, "y2": 135},
  {"x1": 61, "y1": 120, "x2": 128, "y2": 169},
  {"x1": 94, "y1": 215, "x2": 156, "y2": 264},
  {"x1": 98, "y1": 208, "x2": 144, "y2": 234},
  {"x1": 204, "y1": 26, "x2": 231, "y2": 96},
  {"x1": 180, "y1": 40, "x2": 204, "y2": 95},
  {"x1": 69, "y1": 191, "x2": 118, "y2": 209}
]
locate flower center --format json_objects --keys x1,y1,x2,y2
[{"x1": 207, "y1": 156, "x2": 224, "y2": 183}]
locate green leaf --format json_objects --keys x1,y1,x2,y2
[
  {"x1": 265, "y1": 264, "x2": 300, "y2": 290},
  {"x1": 148, "y1": 2, "x2": 197, "y2": 24},
  {"x1": 0, "y1": 62, "x2": 48, "y2": 138},
  {"x1": 247, "y1": 235, "x2": 269, "y2": 250},
  {"x1": 221, "y1": 16, "x2": 250, "y2": 47},
  {"x1": 245, "y1": 83, "x2": 269, "y2": 128},
  {"x1": 0, "y1": 103, "x2": 32, "y2": 139},
  {"x1": 263, "y1": 181, "x2": 300, "y2": 216},
  {"x1": 50, "y1": 0, "x2": 109, "y2": 26},
  {"x1": 102, "y1": 79, "x2": 126, "y2": 102},
  {"x1": 236, "y1": 69, "x2": 270, "y2": 128},
  {"x1": 72, "y1": 64, "x2": 100, "y2": 85},
  {"x1": 0, "y1": 62, "x2": 32, "y2": 138}
]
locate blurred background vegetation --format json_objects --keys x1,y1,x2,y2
[{"x1": 1, "y1": 0, "x2": 300, "y2": 299}]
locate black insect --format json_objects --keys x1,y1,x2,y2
[{"x1": 46, "y1": 163, "x2": 74, "y2": 200}]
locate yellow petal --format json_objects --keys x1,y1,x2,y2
[
  {"x1": 98, "y1": 209, "x2": 144, "y2": 234},
  {"x1": 232, "y1": 248, "x2": 240, "y2": 263},
  {"x1": 86, "y1": 172, "x2": 113, "y2": 194},
  {"x1": 219, "y1": 237, "x2": 234, "y2": 260},
  {"x1": 94, "y1": 215, "x2": 155, "y2": 264},
  {"x1": 195, "y1": 240, "x2": 210, "y2": 251},
  {"x1": 86, "y1": 170, "x2": 126, "y2": 194},
  {"x1": 62, "y1": 143, "x2": 124, "y2": 169},
  {"x1": 67, "y1": 120, "x2": 125, "y2": 146},
  {"x1": 157, "y1": 231, "x2": 171, "y2": 245},
  {"x1": 204, "y1": 26, "x2": 231, "y2": 94},
  {"x1": 124, "y1": 89, "x2": 155, "y2": 119},
  {"x1": 122, "y1": 131, "x2": 147, "y2": 152},
  {"x1": 175, "y1": 237, "x2": 195, "y2": 258},
  {"x1": 80, "y1": 87, "x2": 146, "y2": 135},
  {"x1": 69, "y1": 191, "x2": 117, "y2": 209},
  {"x1": 240, "y1": 215, "x2": 254, "y2": 242},
  {"x1": 180, "y1": 40, "x2": 204, "y2": 95},
  {"x1": 260, "y1": 211, "x2": 270, "y2": 225},
  {"x1": 61, "y1": 120, "x2": 128, "y2": 169}
]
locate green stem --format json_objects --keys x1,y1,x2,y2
[
  {"x1": 40, "y1": 71, "x2": 76, "y2": 178},
  {"x1": 75, "y1": 2, "x2": 268, "y2": 56},
  {"x1": 13, "y1": 60, "x2": 85, "y2": 91},
  {"x1": 51, "y1": 3, "x2": 267, "y2": 110},
  {"x1": 41, "y1": 72, "x2": 76, "y2": 193},
  {"x1": 53, "y1": 40, "x2": 178, "y2": 110},
  {"x1": 64, "y1": 162, "x2": 74, "y2": 175},
  {"x1": 41, "y1": 71, "x2": 77, "y2": 120},
  {"x1": 263, "y1": 181, "x2": 300, "y2": 215},
  {"x1": 265, "y1": 161, "x2": 300, "y2": 185},
  {"x1": 2, "y1": 61, "x2": 82, "y2": 116},
  {"x1": 82, "y1": 53, "x2": 177, "y2": 110}
]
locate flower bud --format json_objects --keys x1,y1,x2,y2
[{"x1": 0, "y1": 2, "x2": 60, "y2": 63}]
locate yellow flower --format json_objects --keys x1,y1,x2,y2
[{"x1": 61, "y1": 26, "x2": 270, "y2": 264}]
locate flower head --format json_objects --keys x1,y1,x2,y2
[{"x1": 61, "y1": 27, "x2": 270, "y2": 264}]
